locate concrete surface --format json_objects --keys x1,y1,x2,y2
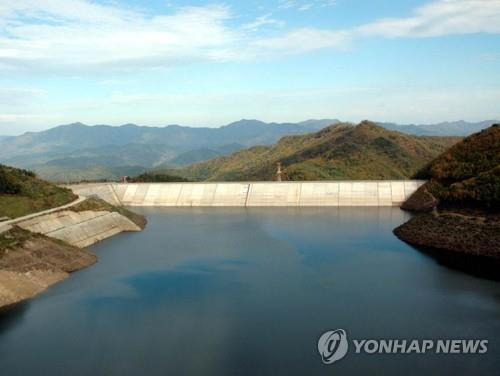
[
  {"x1": 18, "y1": 210, "x2": 141, "y2": 248},
  {"x1": 3, "y1": 195, "x2": 86, "y2": 227},
  {"x1": 68, "y1": 181, "x2": 425, "y2": 207}
]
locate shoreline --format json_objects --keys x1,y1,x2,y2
[
  {"x1": 394, "y1": 211, "x2": 500, "y2": 279},
  {"x1": 0, "y1": 198, "x2": 146, "y2": 309}
]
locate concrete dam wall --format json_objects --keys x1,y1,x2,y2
[
  {"x1": 69, "y1": 181, "x2": 425, "y2": 207},
  {"x1": 18, "y1": 210, "x2": 141, "y2": 248}
]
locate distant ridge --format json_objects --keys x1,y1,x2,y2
[
  {"x1": 377, "y1": 119, "x2": 498, "y2": 136},
  {"x1": 163, "y1": 121, "x2": 460, "y2": 181},
  {"x1": 0, "y1": 119, "x2": 337, "y2": 181},
  {"x1": 0, "y1": 118, "x2": 493, "y2": 181}
]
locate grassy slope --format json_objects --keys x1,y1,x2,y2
[
  {"x1": 130, "y1": 172, "x2": 189, "y2": 183},
  {"x1": 405, "y1": 124, "x2": 500, "y2": 210},
  {"x1": 71, "y1": 197, "x2": 147, "y2": 229},
  {"x1": 0, "y1": 164, "x2": 77, "y2": 219},
  {"x1": 33, "y1": 164, "x2": 146, "y2": 183},
  {"x1": 168, "y1": 121, "x2": 459, "y2": 181}
]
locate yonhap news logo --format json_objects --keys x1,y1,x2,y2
[
  {"x1": 317, "y1": 329, "x2": 349, "y2": 364},
  {"x1": 318, "y1": 329, "x2": 488, "y2": 365}
]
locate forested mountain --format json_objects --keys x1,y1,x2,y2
[
  {"x1": 1, "y1": 118, "x2": 492, "y2": 182},
  {"x1": 165, "y1": 121, "x2": 460, "y2": 181},
  {"x1": 0, "y1": 119, "x2": 337, "y2": 181}
]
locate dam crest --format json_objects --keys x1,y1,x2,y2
[{"x1": 68, "y1": 181, "x2": 425, "y2": 207}]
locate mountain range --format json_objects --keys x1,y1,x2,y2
[
  {"x1": 164, "y1": 121, "x2": 460, "y2": 181},
  {"x1": 0, "y1": 119, "x2": 337, "y2": 181},
  {"x1": 0, "y1": 119, "x2": 494, "y2": 181},
  {"x1": 378, "y1": 120, "x2": 498, "y2": 136}
]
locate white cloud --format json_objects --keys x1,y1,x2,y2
[
  {"x1": 252, "y1": 28, "x2": 349, "y2": 53},
  {"x1": 298, "y1": 3, "x2": 313, "y2": 11},
  {"x1": 279, "y1": 1, "x2": 298, "y2": 10},
  {"x1": 357, "y1": 0, "x2": 500, "y2": 37},
  {"x1": 242, "y1": 14, "x2": 285, "y2": 30},
  {"x1": 258, "y1": 0, "x2": 500, "y2": 55},
  {"x1": 278, "y1": 0, "x2": 336, "y2": 10},
  {"x1": 321, "y1": 0, "x2": 337, "y2": 7},
  {"x1": 0, "y1": 1, "x2": 239, "y2": 73},
  {"x1": 0, "y1": 0, "x2": 499, "y2": 75}
]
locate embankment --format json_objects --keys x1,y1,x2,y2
[
  {"x1": 0, "y1": 198, "x2": 145, "y2": 308},
  {"x1": 17, "y1": 208, "x2": 141, "y2": 248},
  {"x1": 0, "y1": 227, "x2": 96, "y2": 308},
  {"x1": 68, "y1": 180, "x2": 425, "y2": 207}
]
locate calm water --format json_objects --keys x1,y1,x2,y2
[{"x1": 1, "y1": 207, "x2": 500, "y2": 375}]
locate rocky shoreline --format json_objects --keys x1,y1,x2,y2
[
  {"x1": 0, "y1": 227, "x2": 96, "y2": 308},
  {"x1": 394, "y1": 212, "x2": 500, "y2": 259},
  {"x1": 0, "y1": 198, "x2": 146, "y2": 309},
  {"x1": 394, "y1": 124, "x2": 499, "y2": 278},
  {"x1": 395, "y1": 200, "x2": 500, "y2": 279},
  {"x1": 394, "y1": 211, "x2": 500, "y2": 278}
]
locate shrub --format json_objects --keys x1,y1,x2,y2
[{"x1": 0, "y1": 167, "x2": 21, "y2": 194}]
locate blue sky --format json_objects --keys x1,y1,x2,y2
[{"x1": 0, "y1": 0, "x2": 499, "y2": 135}]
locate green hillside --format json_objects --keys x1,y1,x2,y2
[
  {"x1": 33, "y1": 164, "x2": 147, "y2": 183},
  {"x1": 0, "y1": 120, "x2": 335, "y2": 181},
  {"x1": 0, "y1": 164, "x2": 76, "y2": 219},
  {"x1": 166, "y1": 121, "x2": 460, "y2": 181},
  {"x1": 395, "y1": 124, "x2": 500, "y2": 267},
  {"x1": 2, "y1": 119, "x2": 490, "y2": 182},
  {"x1": 404, "y1": 124, "x2": 500, "y2": 210},
  {"x1": 130, "y1": 172, "x2": 189, "y2": 183}
]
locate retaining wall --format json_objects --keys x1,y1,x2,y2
[
  {"x1": 18, "y1": 210, "x2": 141, "y2": 248},
  {"x1": 69, "y1": 181, "x2": 424, "y2": 207}
]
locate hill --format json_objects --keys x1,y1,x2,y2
[
  {"x1": 402, "y1": 124, "x2": 500, "y2": 211},
  {"x1": 378, "y1": 120, "x2": 498, "y2": 136},
  {"x1": 0, "y1": 164, "x2": 76, "y2": 218},
  {"x1": 394, "y1": 124, "x2": 500, "y2": 275},
  {"x1": 0, "y1": 119, "x2": 337, "y2": 181},
  {"x1": 129, "y1": 172, "x2": 189, "y2": 183},
  {"x1": 2, "y1": 118, "x2": 492, "y2": 182},
  {"x1": 165, "y1": 121, "x2": 460, "y2": 181}
]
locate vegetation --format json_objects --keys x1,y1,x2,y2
[
  {"x1": 0, "y1": 227, "x2": 33, "y2": 257},
  {"x1": 1, "y1": 120, "x2": 334, "y2": 182},
  {"x1": 130, "y1": 172, "x2": 189, "y2": 183},
  {"x1": 410, "y1": 124, "x2": 500, "y2": 210},
  {"x1": 165, "y1": 121, "x2": 460, "y2": 181},
  {"x1": 33, "y1": 164, "x2": 147, "y2": 184},
  {"x1": 395, "y1": 124, "x2": 500, "y2": 267},
  {"x1": 2, "y1": 120, "x2": 493, "y2": 182},
  {"x1": 71, "y1": 197, "x2": 147, "y2": 229},
  {"x1": 395, "y1": 212, "x2": 500, "y2": 258},
  {"x1": 0, "y1": 164, "x2": 77, "y2": 219}
]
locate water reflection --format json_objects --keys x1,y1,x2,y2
[
  {"x1": 0, "y1": 301, "x2": 29, "y2": 335},
  {"x1": 0, "y1": 207, "x2": 499, "y2": 376}
]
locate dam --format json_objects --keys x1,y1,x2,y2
[
  {"x1": 68, "y1": 180, "x2": 425, "y2": 207},
  {"x1": 3, "y1": 180, "x2": 500, "y2": 375}
]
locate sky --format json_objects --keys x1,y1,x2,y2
[{"x1": 0, "y1": 0, "x2": 500, "y2": 135}]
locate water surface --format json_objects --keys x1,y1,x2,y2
[{"x1": 1, "y1": 207, "x2": 499, "y2": 375}]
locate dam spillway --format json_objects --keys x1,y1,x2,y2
[{"x1": 68, "y1": 181, "x2": 424, "y2": 207}]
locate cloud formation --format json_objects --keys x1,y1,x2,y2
[
  {"x1": 0, "y1": 1, "x2": 237, "y2": 73},
  {"x1": 279, "y1": 0, "x2": 336, "y2": 11},
  {"x1": 357, "y1": 0, "x2": 500, "y2": 37},
  {"x1": 0, "y1": 0, "x2": 499, "y2": 75}
]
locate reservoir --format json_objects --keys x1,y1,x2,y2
[{"x1": 1, "y1": 207, "x2": 499, "y2": 375}]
